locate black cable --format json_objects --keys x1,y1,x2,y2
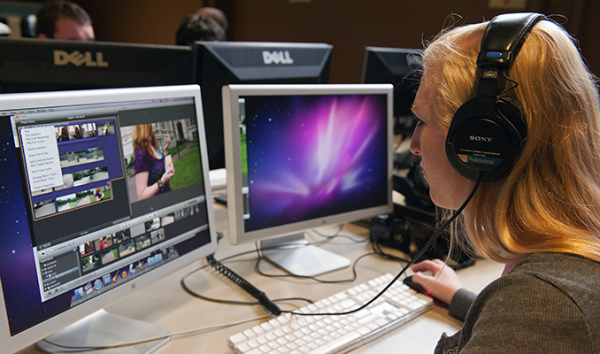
[
  {"x1": 371, "y1": 239, "x2": 411, "y2": 264},
  {"x1": 181, "y1": 230, "x2": 352, "y2": 304},
  {"x1": 282, "y1": 172, "x2": 484, "y2": 316},
  {"x1": 206, "y1": 254, "x2": 282, "y2": 316},
  {"x1": 309, "y1": 224, "x2": 369, "y2": 244},
  {"x1": 182, "y1": 229, "x2": 387, "y2": 311},
  {"x1": 181, "y1": 252, "x2": 314, "y2": 307},
  {"x1": 252, "y1": 225, "x2": 371, "y2": 283},
  {"x1": 254, "y1": 243, "x2": 381, "y2": 284}
]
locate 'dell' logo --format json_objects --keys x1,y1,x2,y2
[
  {"x1": 262, "y1": 51, "x2": 294, "y2": 65},
  {"x1": 53, "y1": 50, "x2": 109, "y2": 67}
]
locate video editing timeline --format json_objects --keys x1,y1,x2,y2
[{"x1": 10, "y1": 97, "x2": 210, "y2": 305}]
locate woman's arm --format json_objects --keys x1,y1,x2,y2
[{"x1": 135, "y1": 171, "x2": 161, "y2": 200}]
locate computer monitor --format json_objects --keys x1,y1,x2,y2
[
  {"x1": 360, "y1": 46, "x2": 422, "y2": 136},
  {"x1": 222, "y1": 84, "x2": 393, "y2": 277},
  {"x1": 193, "y1": 41, "x2": 332, "y2": 171},
  {"x1": 0, "y1": 85, "x2": 218, "y2": 354},
  {"x1": 0, "y1": 37, "x2": 193, "y2": 93}
]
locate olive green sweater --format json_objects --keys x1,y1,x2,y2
[{"x1": 435, "y1": 253, "x2": 600, "y2": 353}]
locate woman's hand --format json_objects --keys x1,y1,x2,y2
[
  {"x1": 164, "y1": 134, "x2": 171, "y2": 152},
  {"x1": 411, "y1": 259, "x2": 463, "y2": 305},
  {"x1": 161, "y1": 168, "x2": 175, "y2": 184}
]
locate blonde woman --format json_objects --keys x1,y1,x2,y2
[{"x1": 409, "y1": 14, "x2": 600, "y2": 353}]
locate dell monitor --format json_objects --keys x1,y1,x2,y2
[
  {"x1": 222, "y1": 84, "x2": 393, "y2": 277},
  {"x1": 0, "y1": 37, "x2": 193, "y2": 93},
  {"x1": 0, "y1": 85, "x2": 218, "y2": 353},
  {"x1": 193, "y1": 41, "x2": 332, "y2": 171},
  {"x1": 360, "y1": 46, "x2": 422, "y2": 136}
]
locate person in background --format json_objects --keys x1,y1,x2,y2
[
  {"x1": 175, "y1": 14, "x2": 221, "y2": 46},
  {"x1": 408, "y1": 13, "x2": 600, "y2": 353},
  {"x1": 175, "y1": 6, "x2": 228, "y2": 46},
  {"x1": 195, "y1": 7, "x2": 228, "y2": 40},
  {"x1": 36, "y1": 0, "x2": 94, "y2": 41}
]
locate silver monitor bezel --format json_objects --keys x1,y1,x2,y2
[
  {"x1": 0, "y1": 84, "x2": 218, "y2": 354},
  {"x1": 222, "y1": 83, "x2": 394, "y2": 246}
]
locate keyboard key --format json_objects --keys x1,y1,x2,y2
[{"x1": 229, "y1": 332, "x2": 246, "y2": 345}]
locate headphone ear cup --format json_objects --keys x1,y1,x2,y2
[
  {"x1": 442, "y1": 13, "x2": 544, "y2": 183},
  {"x1": 446, "y1": 96, "x2": 526, "y2": 182}
]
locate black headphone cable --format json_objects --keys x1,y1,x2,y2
[{"x1": 285, "y1": 171, "x2": 484, "y2": 317}]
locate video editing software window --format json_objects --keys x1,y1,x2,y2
[{"x1": 1, "y1": 95, "x2": 211, "y2": 334}]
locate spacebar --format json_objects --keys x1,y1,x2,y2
[{"x1": 307, "y1": 332, "x2": 362, "y2": 354}]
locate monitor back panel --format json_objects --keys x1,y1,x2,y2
[
  {"x1": 193, "y1": 42, "x2": 332, "y2": 170},
  {"x1": 0, "y1": 38, "x2": 194, "y2": 93}
]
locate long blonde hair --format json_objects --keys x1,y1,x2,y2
[
  {"x1": 132, "y1": 124, "x2": 158, "y2": 156},
  {"x1": 423, "y1": 19, "x2": 600, "y2": 263}
]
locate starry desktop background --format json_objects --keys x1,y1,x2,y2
[
  {"x1": 0, "y1": 117, "x2": 73, "y2": 336},
  {"x1": 243, "y1": 94, "x2": 389, "y2": 232}
]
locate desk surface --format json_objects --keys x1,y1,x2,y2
[{"x1": 19, "y1": 204, "x2": 504, "y2": 354}]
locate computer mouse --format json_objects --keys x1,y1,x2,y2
[
  {"x1": 403, "y1": 275, "x2": 447, "y2": 308},
  {"x1": 403, "y1": 275, "x2": 426, "y2": 293}
]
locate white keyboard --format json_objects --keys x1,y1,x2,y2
[{"x1": 228, "y1": 273, "x2": 433, "y2": 354}]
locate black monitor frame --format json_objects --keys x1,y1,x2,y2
[
  {"x1": 0, "y1": 37, "x2": 194, "y2": 94},
  {"x1": 360, "y1": 46, "x2": 422, "y2": 136},
  {"x1": 193, "y1": 41, "x2": 332, "y2": 170}
]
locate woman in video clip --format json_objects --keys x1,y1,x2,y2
[
  {"x1": 133, "y1": 123, "x2": 175, "y2": 200},
  {"x1": 57, "y1": 126, "x2": 69, "y2": 142},
  {"x1": 408, "y1": 14, "x2": 600, "y2": 353},
  {"x1": 72, "y1": 126, "x2": 83, "y2": 140},
  {"x1": 102, "y1": 122, "x2": 110, "y2": 136},
  {"x1": 94, "y1": 187, "x2": 103, "y2": 201}
]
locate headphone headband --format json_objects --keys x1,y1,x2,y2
[{"x1": 477, "y1": 13, "x2": 547, "y2": 70}]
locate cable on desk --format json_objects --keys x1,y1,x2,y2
[
  {"x1": 182, "y1": 263, "x2": 313, "y2": 307},
  {"x1": 254, "y1": 241, "x2": 380, "y2": 284},
  {"x1": 252, "y1": 224, "x2": 375, "y2": 283},
  {"x1": 371, "y1": 239, "x2": 411, "y2": 265},
  {"x1": 181, "y1": 249, "x2": 315, "y2": 307},
  {"x1": 206, "y1": 254, "x2": 282, "y2": 316},
  {"x1": 308, "y1": 223, "x2": 369, "y2": 244},
  {"x1": 182, "y1": 226, "x2": 407, "y2": 310}
]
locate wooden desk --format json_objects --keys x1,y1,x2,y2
[{"x1": 20, "y1": 204, "x2": 504, "y2": 353}]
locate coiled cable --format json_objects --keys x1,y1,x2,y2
[{"x1": 206, "y1": 254, "x2": 282, "y2": 316}]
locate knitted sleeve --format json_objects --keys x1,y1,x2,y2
[
  {"x1": 458, "y1": 272, "x2": 591, "y2": 353},
  {"x1": 448, "y1": 288, "x2": 476, "y2": 321}
]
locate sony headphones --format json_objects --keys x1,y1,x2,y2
[{"x1": 445, "y1": 13, "x2": 547, "y2": 182}]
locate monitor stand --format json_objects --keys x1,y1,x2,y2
[
  {"x1": 260, "y1": 233, "x2": 351, "y2": 277},
  {"x1": 36, "y1": 309, "x2": 171, "y2": 354}
]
